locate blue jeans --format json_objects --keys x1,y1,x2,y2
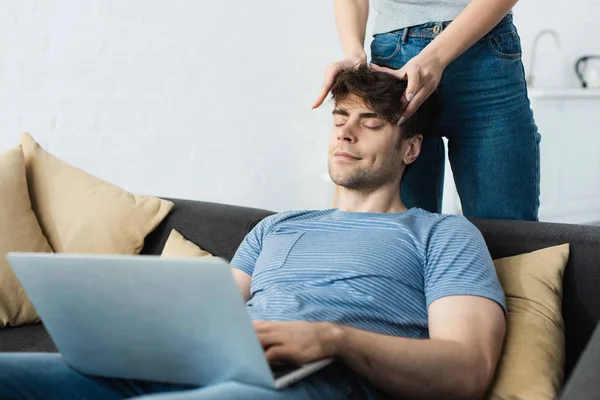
[
  {"x1": 371, "y1": 14, "x2": 541, "y2": 220},
  {"x1": 0, "y1": 353, "x2": 375, "y2": 400}
]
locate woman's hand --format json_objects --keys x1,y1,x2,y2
[
  {"x1": 370, "y1": 52, "x2": 446, "y2": 124},
  {"x1": 312, "y1": 55, "x2": 367, "y2": 109}
]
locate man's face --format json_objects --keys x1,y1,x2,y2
[{"x1": 328, "y1": 94, "x2": 415, "y2": 190}]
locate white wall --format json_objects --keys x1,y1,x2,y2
[
  {"x1": 0, "y1": 1, "x2": 598, "y2": 213},
  {"x1": 513, "y1": 0, "x2": 600, "y2": 89}
]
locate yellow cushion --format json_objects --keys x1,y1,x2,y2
[
  {"x1": 486, "y1": 244, "x2": 569, "y2": 400},
  {"x1": 161, "y1": 229, "x2": 215, "y2": 258},
  {"x1": 0, "y1": 147, "x2": 53, "y2": 327},
  {"x1": 19, "y1": 132, "x2": 174, "y2": 254}
]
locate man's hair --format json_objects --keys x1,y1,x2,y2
[{"x1": 329, "y1": 64, "x2": 440, "y2": 145}]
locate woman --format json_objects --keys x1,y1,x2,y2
[{"x1": 313, "y1": 0, "x2": 540, "y2": 221}]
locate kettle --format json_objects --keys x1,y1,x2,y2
[{"x1": 575, "y1": 55, "x2": 600, "y2": 89}]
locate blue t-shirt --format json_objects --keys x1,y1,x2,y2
[{"x1": 230, "y1": 208, "x2": 505, "y2": 338}]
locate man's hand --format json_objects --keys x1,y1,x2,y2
[
  {"x1": 312, "y1": 55, "x2": 366, "y2": 109},
  {"x1": 253, "y1": 320, "x2": 343, "y2": 365},
  {"x1": 370, "y1": 52, "x2": 446, "y2": 124}
]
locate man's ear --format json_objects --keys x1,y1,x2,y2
[{"x1": 403, "y1": 134, "x2": 423, "y2": 165}]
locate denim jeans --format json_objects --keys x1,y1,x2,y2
[
  {"x1": 0, "y1": 353, "x2": 376, "y2": 400},
  {"x1": 370, "y1": 14, "x2": 541, "y2": 220}
]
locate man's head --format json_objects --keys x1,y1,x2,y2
[{"x1": 327, "y1": 64, "x2": 438, "y2": 191}]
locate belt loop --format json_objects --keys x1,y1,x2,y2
[{"x1": 401, "y1": 27, "x2": 409, "y2": 44}]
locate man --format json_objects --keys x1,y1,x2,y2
[{"x1": 0, "y1": 66, "x2": 506, "y2": 400}]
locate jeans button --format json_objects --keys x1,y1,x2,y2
[{"x1": 433, "y1": 25, "x2": 441, "y2": 34}]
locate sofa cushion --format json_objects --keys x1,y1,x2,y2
[
  {"x1": 0, "y1": 147, "x2": 53, "y2": 328},
  {"x1": 19, "y1": 133, "x2": 174, "y2": 255},
  {"x1": 161, "y1": 229, "x2": 215, "y2": 258},
  {"x1": 486, "y1": 244, "x2": 569, "y2": 400}
]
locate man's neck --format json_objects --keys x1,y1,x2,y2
[{"x1": 337, "y1": 183, "x2": 407, "y2": 214}]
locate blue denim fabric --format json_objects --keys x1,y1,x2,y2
[
  {"x1": 0, "y1": 353, "x2": 376, "y2": 400},
  {"x1": 371, "y1": 14, "x2": 541, "y2": 221}
]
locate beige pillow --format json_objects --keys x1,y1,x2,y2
[
  {"x1": 486, "y1": 243, "x2": 570, "y2": 400},
  {"x1": 161, "y1": 229, "x2": 215, "y2": 258},
  {"x1": 19, "y1": 132, "x2": 174, "y2": 254},
  {"x1": 0, "y1": 147, "x2": 53, "y2": 327}
]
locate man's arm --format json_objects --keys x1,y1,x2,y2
[
  {"x1": 333, "y1": 295, "x2": 506, "y2": 399},
  {"x1": 229, "y1": 214, "x2": 279, "y2": 302},
  {"x1": 231, "y1": 269, "x2": 251, "y2": 303},
  {"x1": 257, "y1": 295, "x2": 505, "y2": 400}
]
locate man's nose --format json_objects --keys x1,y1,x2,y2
[{"x1": 338, "y1": 125, "x2": 356, "y2": 143}]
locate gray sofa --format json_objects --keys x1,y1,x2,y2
[{"x1": 1, "y1": 198, "x2": 599, "y2": 397}]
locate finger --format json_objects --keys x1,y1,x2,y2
[
  {"x1": 253, "y1": 320, "x2": 282, "y2": 334},
  {"x1": 265, "y1": 345, "x2": 293, "y2": 364},
  {"x1": 254, "y1": 320, "x2": 295, "y2": 335},
  {"x1": 369, "y1": 63, "x2": 400, "y2": 76},
  {"x1": 403, "y1": 67, "x2": 421, "y2": 103},
  {"x1": 312, "y1": 86, "x2": 331, "y2": 109},
  {"x1": 396, "y1": 65, "x2": 408, "y2": 80},
  {"x1": 265, "y1": 345, "x2": 304, "y2": 366},
  {"x1": 400, "y1": 88, "x2": 431, "y2": 121},
  {"x1": 258, "y1": 332, "x2": 285, "y2": 349},
  {"x1": 252, "y1": 320, "x2": 269, "y2": 330},
  {"x1": 312, "y1": 70, "x2": 337, "y2": 109}
]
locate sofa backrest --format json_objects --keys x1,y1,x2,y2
[
  {"x1": 144, "y1": 198, "x2": 600, "y2": 381},
  {"x1": 142, "y1": 198, "x2": 274, "y2": 260}
]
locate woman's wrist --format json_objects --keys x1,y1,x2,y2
[
  {"x1": 344, "y1": 49, "x2": 367, "y2": 64},
  {"x1": 420, "y1": 42, "x2": 453, "y2": 70}
]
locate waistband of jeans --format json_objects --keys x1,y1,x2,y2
[{"x1": 390, "y1": 13, "x2": 513, "y2": 40}]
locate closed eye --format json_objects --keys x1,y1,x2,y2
[{"x1": 334, "y1": 118, "x2": 347, "y2": 127}]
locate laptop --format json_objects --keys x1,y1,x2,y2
[{"x1": 6, "y1": 252, "x2": 333, "y2": 390}]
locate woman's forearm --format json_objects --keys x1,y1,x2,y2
[
  {"x1": 334, "y1": 0, "x2": 370, "y2": 61},
  {"x1": 422, "y1": 0, "x2": 519, "y2": 67}
]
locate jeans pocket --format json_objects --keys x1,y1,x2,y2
[
  {"x1": 253, "y1": 231, "x2": 304, "y2": 273},
  {"x1": 486, "y1": 28, "x2": 522, "y2": 60},
  {"x1": 370, "y1": 33, "x2": 402, "y2": 61}
]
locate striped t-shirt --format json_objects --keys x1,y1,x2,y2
[{"x1": 230, "y1": 208, "x2": 506, "y2": 338}]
